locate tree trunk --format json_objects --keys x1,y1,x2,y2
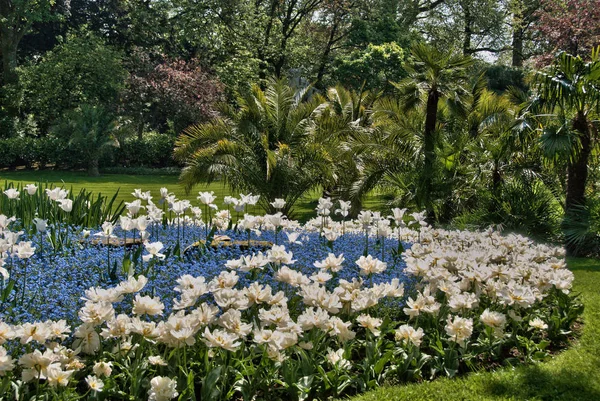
[
  {"x1": 423, "y1": 89, "x2": 439, "y2": 222},
  {"x1": 257, "y1": 0, "x2": 278, "y2": 82},
  {"x1": 273, "y1": 30, "x2": 292, "y2": 78},
  {"x1": 315, "y1": 21, "x2": 338, "y2": 90},
  {"x1": 273, "y1": 56, "x2": 285, "y2": 78},
  {"x1": 488, "y1": 159, "x2": 503, "y2": 219},
  {"x1": 0, "y1": 28, "x2": 19, "y2": 85},
  {"x1": 137, "y1": 115, "x2": 144, "y2": 140},
  {"x1": 512, "y1": 26, "x2": 524, "y2": 67},
  {"x1": 492, "y1": 161, "x2": 502, "y2": 194},
  {"x1": 462, "y1": 4, "x2": 472, "y2": 56},
  {"x1": 511, "y1": 0, "x2": 525, "y2": 68},
  {"x1": 565, "y1": 112, "x2": 591, "y2": 255},
  {"x1": 88, "y1": 158, "x2": 100, "y2": 177}
]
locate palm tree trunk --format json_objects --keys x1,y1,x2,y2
[
  {"x1": 565, "y1": 112, "x2": 591, "y2": 255},
  {"x1": 423, "y1": 89, "x2": 439, "y2": 222}
]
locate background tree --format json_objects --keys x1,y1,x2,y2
[
  {"x1": 331, "y1": 42, "x2": 407, "y2": 93},
  {"x1": 0, "y1": 0, "x2": 58, "y2": 86},
  {"x1": 532, "y1": 0, "x2": 600, "y2": 66},
  {"x1": 124, "y1": 55, "x2": 224, "y2": 136},
  {"x1": 53, "y1": 104, "x2": 120, "y2": 176},
  {"x1": 417, "y1": 0, "x2": 510, "y2": 57},
  {"x1": 508, "y1": 0, "x2": 540, "y2": 67},
  {"x1": 18, "y1": 31, "x2": 125, "y2": 132}
]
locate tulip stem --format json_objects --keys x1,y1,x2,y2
[
  {"x1": 107, "y1": 239, "x2": 111, "y2": 278},
  {"x1": 21, "y1": 259, "x2": 28, "y2": 302}
]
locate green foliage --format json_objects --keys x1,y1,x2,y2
[
  {"x1": 18, "y1": 31, "x2": 126, "y2": 129},
  {"x1": 331, "y1": 42, "x2": 407, "y2": 93},
  {"x1": 0, "y1": 0, "x2": 58, "y2": 86},
  {"x1": 561, "y1": 200, "x2": 600, "y2": 257},
  {"x1": 345, "y1": 0, "x2": 414, "y2": 47},
  {"x1": 0, "y1": 181, "x2": 124, "y2": 229},
  {"x1": 0, "y1": 135, "x2": 81, "y2": 169},
  {"x1": 0, "y1": 136, "x2": 37, "y2": 169},
  {"x1": 491, "y1": 178, "x2": 562, "y2": 240},
  {"x1": 533, "y1": 46, "x2": 600, "y2": 254},
  {"x1": 484, "y1": 65, "x2": 527, "y2": 93},
  {"x1": 356, "y1": 43, "x2": 474, "y2": 219},
  {"x1": 0, "y1": 132, "x2": 178, "y2": 171},
  {"x1": 109, "y1": 132, "x2": 177, "y2": 169},
  {"x1": 51, "y1": 104, "x2": 120, "y2": 176},
  {"x1": 175, "y1": 78, "x2": 337, "y2": 215},
  {"x1": 419, "y1": 0, "x2": 509, "y2": 56}
]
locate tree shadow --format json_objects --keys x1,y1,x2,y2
[
  {"x1": 567, "y1": 257, "x2": 600, "y2": 272},
  {"x1": 480, "y1": 363, "x2": 600, "y2": 401}
]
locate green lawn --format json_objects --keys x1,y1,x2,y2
[
  {"x1": 0, "y1": 169, "x2": 230, "y2": 206},
  {"x1": 346, "y1": 257, "x2": 600, "y2": 401},
  {"x1": 0, "y1": 170, "x2": 392, "y2": 221}
]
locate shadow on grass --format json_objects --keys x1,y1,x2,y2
[
  {"x1": 481, "y1": 363, "x2": 600, "y2": 401},
  {"x1": 567, "y1": 257, "x2": 600, "y2": 272}
]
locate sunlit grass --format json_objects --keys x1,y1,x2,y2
[{"x1": 0, "y1": 170, "x2": 393, "y2": 221}]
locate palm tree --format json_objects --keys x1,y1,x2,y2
[
  {"x1": 57, "y1": 104, "x2": 119, "y2": 176},
  {"x1": 348, "y1": 97, "x2": 424, "y2": 209},
  {"x1": 466, "y1": 87, "x2": 563, "y2": 237},
  {"x1": 470, "y1": 89, "x2": 521, "y2": 196},
  {"x1": 392, "y1": 43, "x2": 474, "y2": 220},
  {"x1": 324, "y1": 84, "x2": 376, "y2": 128},
  {"x1": 312, "y1": 85, "x2": 377, "y2": 211},
  {"x1": 533, "y1": 46, "x2": 600, "y2": 254},
  {"x1": 174, "y1": 78, "x2": 335, "y2": 216}
]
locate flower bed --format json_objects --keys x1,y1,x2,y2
[{"x1": 0, "y1": 187, "x2": 582, "y2": 401}]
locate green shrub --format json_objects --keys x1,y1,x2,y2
[
  {"x1": 485, "y1": 65, "x2": 527, "y2": 93},
  {"x1": 100, "y1": 166, "x2": 180, "y2": 175},
  {"x1": 0, "y1": 137, "x2": 38, "y2": 169},
  {"x1": 109, "y1": 132, "x2": 177, "y2": 168},
  {"x1": 0, "y1": 132, "x2": 178, "y2": 170}
]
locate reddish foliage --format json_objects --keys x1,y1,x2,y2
[
  {"x1": 533, "y1": 0, "x2": 600, "y2": 66},
  {"x1": 125, "y1": 56, "x2": 223, "y2": 133}
]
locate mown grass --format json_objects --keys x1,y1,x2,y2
[
  {"x1": 0, "y1": 170, "x2": 392, "y2": 221},
  {"x1": 347, "y1": 257, "x2": 600, "y2": 401},
  {"x1": 0, "y1": 170, "x2": 228, "y2": 205}
]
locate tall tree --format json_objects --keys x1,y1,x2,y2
[
  {"x1": 393, "y1": 43, "x2": 473, "y2": 220},
  {"x1": 0, "y1": 0, "x2": 56, "y2": 85},
  {"x1": 312, "y1": 0, "x2": 358, "y2": 89},
  {"x1": 418, "y1": 0, "x2": 510, "y2": 57},
  {"x1": 533, "y1": 46, "x2": 600, "y2": 254},
  {"x1": 18, "y1": 31, "x2": 125, "y2": 131},
  {"x1": 124, "y1": 55, "x2": 223, "y2": 136},
  {"x1": 255, "y1": 0, "x2": 325, "y2": 79},
  {"x1": 508, "y1": 0, "x2": 540, "y2": 67}
]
